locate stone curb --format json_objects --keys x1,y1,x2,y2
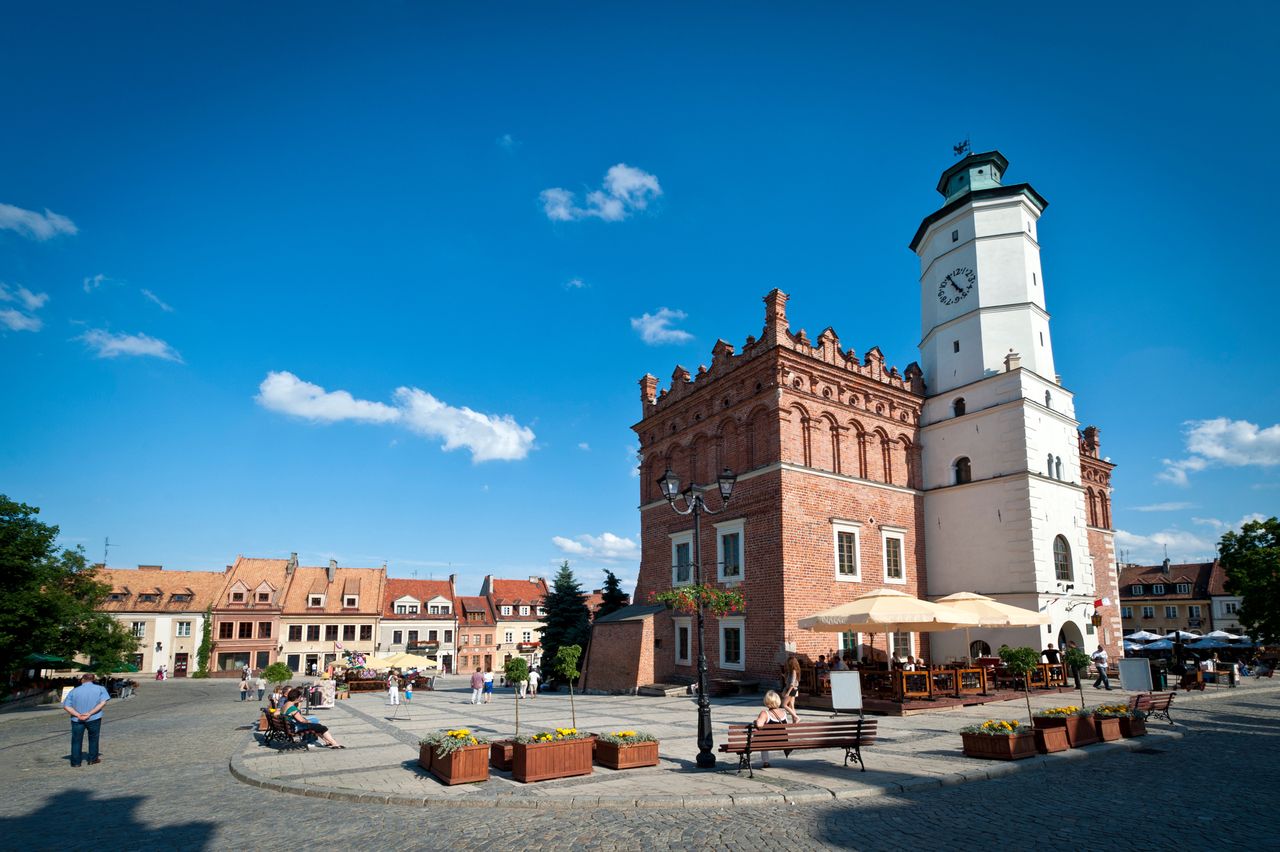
[{"x1": 229, "y1": 727, "x2": 1184, "y2": 810}]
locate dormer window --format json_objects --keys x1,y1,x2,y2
[
  {"x1": 520, "y1": 606, "x2": 530, "y2": 617},
  {"x1": 309, "y1": 595, "x2": 324, "y2": 608},
  {"x1": 537, "y1": 607, "x2": 546, "y2": 617},
  {"x1": 138, "y1": 593, "x2": 158, "y2": 603},
  {"x1": 172, "y1": 593, "x2": 192, "y2": 603},
  {"x1": 501, "y1": 605, "x2": 512, "y2": 616},
  {"x1": 1176, "y1": 583, "x2": 1191, "y2": 595},
  {"x1": 1131, "y1": 584, "x2": 1144, "y2": 595},
  {"x1": 1152, "y1": 584, "x2": 1165, "y2": 595},
  {"x1": 257, "y1": 592, "x2": 270, "y2": 603},
  {"x1": 343, "y1": 596, "x2": 358, "y2": 608},
  {"x1": 107, "y1": 593, "x2": 126, "y2": 602},
  {"x1": 231, "y1": 591, "x2": 245, "y2": 603}
]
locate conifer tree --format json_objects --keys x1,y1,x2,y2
[
  {"x1": 539, "y1": 561, "x2": 590, "y2": 683},
  {"x1": 597, "y1": 569, "x2": 629, "y2": 621}
]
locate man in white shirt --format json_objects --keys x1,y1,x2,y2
[
  {"x1": 1091, "y1": 645, "x2": 1112, "y2": 690},
  {"x1": 387, "y1": 671, "x2": 400, "y2": 705},
  {"x1": 527, "y1": 668, "x2": 540, "y2": 700}
]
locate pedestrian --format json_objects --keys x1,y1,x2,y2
[
  {"x1": 1091, "y1": 644, "x2": 1112, "y2": 690},
  {"x1": 782, "y1": 654, "x2": 801, "y2": 719},
  {"x1": 1041, "y1": 643, "x2": 1061, "y2": 665},
  {"x1": 527, "y1": 667, "x2": 540, "y2": 700},
  {"x1": 387, "y1": 671, "x2": 400, "y2": 706},
  {"x1": 404, "y1": 676, "x2": 413, "y2": 703},
  {"x1": 256, "y1": 676, "x2": 266, "y2": 701},
  {"x1": 752, "y1": 690, "x2": 798, "y2": 769},
  {"x1": 482, "y1": 668, "x2": 494, "y2": 704},
  {"x1": 469, "y1": 667, "x2": 484, "y2": 705},
  {"x1": 239, "y1": 676, "x2": 248, "y2": 702},
  {"x1": 62, "y1": 673, "x2": 111, "y2": 767}
]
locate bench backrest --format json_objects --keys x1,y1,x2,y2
[
  {"x1": 724, "y1": 719, "x2": 877, "y2": 751},
  {"x1": 1128, "y1": 692, "x2": 1173, "y2": 712}
]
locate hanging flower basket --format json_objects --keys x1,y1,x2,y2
[
  {"x1": 512, "y1": 729, "x2": 594, "y2": 782},
  {"x1": 594, "y1": 731, "x2": 660, "y2": 770}
]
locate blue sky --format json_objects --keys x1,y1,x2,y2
[{"x1": 2, "y1": 3, "x2": 1277, "y2": 595}]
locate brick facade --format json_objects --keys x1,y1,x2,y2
[{"x1": 1080, "y1": 427, "x2": 1122, "y2": 661}]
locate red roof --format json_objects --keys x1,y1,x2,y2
[
  {"x1": 1118, "y1": 561, "x2": 1215, "y2": 599},
  {"x1": 454, "y1": 596, "x2": 496, "y2": 627},
  {"x1": 1206, "y1": 560, "x2": 1232, "y2": 596},
  {"x1": 484, "y1": 576, "x2": 549, "y2": 606},
  {"x1": 383, "y1": 578, "x2": 455, "y2": 618}
]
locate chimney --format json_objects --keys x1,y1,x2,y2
[
  {"x1": 762, "y1": 289, "x2": 790, "y2": 347},
  {"x1": 328, "y1": 559, "x2": 337, "y2": 583},
  {"x1": 530, "y1": 575, "x2": 540, "y2": 585},
  {"x1": 1161, "y1": 557, "x2": 1170, "y2": 576},
  {"x1": 639, "y1": 373, "x2": 658, "y2": 411},
  {"x1": 287, "y1": 552, "x2": 298, "y2": 574},
  {"x1": 1004, "y1": 350, "x2": 1022, "y2": 372}
]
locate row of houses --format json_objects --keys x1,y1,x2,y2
[
  {"x1": 1118, "y1": 558, "x2": 1243, "y2": 638},
  {"x1": 97, "y1": 555, "x2": 615, "y2": 677}
]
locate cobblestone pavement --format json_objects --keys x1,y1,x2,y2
[{"x1": 0, "y1": 677, "x2": 1275, "y2": 850}]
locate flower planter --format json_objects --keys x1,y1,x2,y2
[
  {"x1": 595, "y1": 740, "x2": 660, "y2": 770},
  {"x1": 1119, "y1": 717, "x2": 1147, "y2": 738},
  {"x1": 1034, "y1": 726, "x2": 1070, "y2": 754},
  {"x1": 489, "y1": 740, "x2": 514, "y2": 772},
  {"x1": 1034, "y1": 715, "x2": 1098, "y2": 747},
  {"x1": 512, "y1": 738, "x2": 595, "y2": 782},
  {"x1": 422, "y1": 743, "x2": 489, "y2": 785},
  {"x1": 1094, "y1": 716, "x2": 1122, "y2": 742},
  {"x1": 961, "y1": 732, "x2": 1038, "y2": 760}
]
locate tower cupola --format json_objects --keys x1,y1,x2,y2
[{"x1": 936, "y1": 150, "x2": 1009, "y2": 203}]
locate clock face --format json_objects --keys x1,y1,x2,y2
[{"x1": 937, "y1": 266, "x2": 976, "y2": 305}]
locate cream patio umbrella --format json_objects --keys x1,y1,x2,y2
[
  {"x1": 382, "y1": 652, "x2": 439, "y2": 670},
  {"x1": 933, "y1": 591, "x2": 1050, "y2": 663},
  {"x1": 797, "y1": 588, "x2": 982, "y2": 661}
]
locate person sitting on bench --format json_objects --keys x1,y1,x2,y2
[
  {"x1": 281, "y1": 688, "x2": 345, "y2": 749},
  {"x1": 753, "y1": 690, "x2": 798, "y2": 769}
]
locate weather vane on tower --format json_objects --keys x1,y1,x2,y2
[{"x1": 953, "y1": 137, "x2": 971, "y2": 158}]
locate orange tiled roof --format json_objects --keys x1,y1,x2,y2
[
  {"x1": 383, "y1": 578, "x2": 455, "y2": 618},
  {"x1": 282, "y1": 566, "x2": 385, "y2": 615},
  {"x1": 487, "y1": 577, "x2": 549, "y2": 606},
  {"x1": 455, "y1": 596, "x2": 496, "y2": 627},
  {"x1": 1118, "y1": 561, "x2": 1214, "y2": 599},
  {"x1": 97, "y1": 566, "x2": 229, "y2": 613},
  {"x1": 217, "y1": 557, "x2": 291, "y2": 609}
]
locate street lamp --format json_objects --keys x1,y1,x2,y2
[{"x1": 657, "y1": 465, "x2": 737, "y2": 769}]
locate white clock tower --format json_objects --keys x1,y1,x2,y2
[{"x1": 913, "y1": 151, "x2": 1096, "y2": 659}]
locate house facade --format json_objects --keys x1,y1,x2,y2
[
  {"x1": 378, "y1": 577, "x2": 458, "y2": 673},
  {"x1": 482, "y1": 576, "x2": 549, "y2": 670},
  {"x1": 278, "y1": 561, "x2": 385, "y2": 675},
  {"x1": 1207, "y1": 561, "x2": 1243, "y2": 634},
  {"x1": 454, "y1": 595, "x2": 499, "y2": 673},
  {"x1": 209, "y1": 556, "x2": 294, "y2": 676},
  {"x1": 1119, "y1": 560, "x2": 1214, "y2": 637},
  {"x1": 98, "y1": 565, "x2": 227, "y2": 675}
]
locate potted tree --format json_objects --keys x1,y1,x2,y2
[
  {"x1": 960, "y1": 719, "x2": 1038, "y2": 760},
  {"x1": 1063, "y1": 646, "x2": 1092, "y2": 706},
  {"x1": 553, "y1": 644, "x2": 583, "y2": 730},
  {"x1": 419, "y1": 729, "x2": 490, "y2": 785},
  {"x1": 595, "y1": 730, "x2": 660, "y2": 770},
  {"x1": 511, "y1": 727, "x2": 594, "y2": 782}
]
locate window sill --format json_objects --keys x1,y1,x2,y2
[{"x1": 835, "y1": 574, "x2": 861, "y2": 583}]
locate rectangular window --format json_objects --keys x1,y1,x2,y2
[
  {"x1": 675, "y1": 619, "x2": 691, "y2": 665},
  {"x1": 1176, "y1": 583, "x2": 1191, "y2": 595},
  {"x1": 1188, "y1": 606, "x2": 1202, "y2": 619},
  {"x1": 395, "y1": 605, "x2": 408, "y2": 614},
  {"x1": 392, "y1": 630, "x2": 403, "y2": 645},
  {"x1": 306, "y1": 625, "x2": 320, "y2": 641},
  {"x1": 890, "y1": 631, "x2": 913, "y2": 659},
  {"x1": 257, "y1": 621, "x2": 271, "y2": 639},
  {"x1": 1141, "y1": 606, "x2": 1154, "y2": 619},
  {"x1": 840, "y1": 630, "x2": 859, "y2": 652},
  {"x1": 484, "y1": 634, "x2": 493, "y2": 645},
  {"x1": 505, "y1": 631, "x2": 514, "y2": 643},
  {"x1": 536, "y1": 607, "x2": 546, "y2": 617},
  {"x1": 953, "y1": 340, "x2": 960, "y2": 353},
  {"x1": 882, "y1": 530, "x2": 906, "y2": 583},
  {"x1": 344, "y1": 596, "x2": 357, "y2": 608},
  {"x1": 138, "y1": 594, "x2": 158, "y2": 603},
  {"x1": 671, "y1": 532, "x2": 693, "y2": 586},
  {"x1": 219, "y1": 622, "x2": 234, "y2": 639},
  {"x1": 501, "y1": 605, "x2": 512, "y2": 616},
  {"x1": 324, "y1": 625, "x2": 338, "y2": 642},
  {"x1": 460, "y1": 634, "x2": 470, "y2": 645},
  {"x1": 1165, "y1": 606, "x2": 1178, "y2": 619},
  {"x1": 833, "y1": 522, "x2": 860, "y2": 581},
  {"x1": 288, "y1": 625, "x2": 302, "y2": 642},
  {"x1": 231, "y1": 591, "x2": 244, "y2": 603},
  {"x1": 359, "y1": 625, "x2": 372, "y2": 641},
  {"x1": 473, "y1": 633, "x2": 482, "y2": 644},
  {"x1": 1224, "y1": 602, "x2": 1238, "y2": 615},
  {"x1": 176, "y1": 621, "x2": 192, "y2": 637},
  {"x1": 1131, "y1": 585, "x2": 1144, "y2": 595},
  {"x1": 309, "y1": 596, "x2": 323, "y2": 608},
  {"x1": 404, "y1": 630, "x2": 417, "y2": 645},
  {"x1": 428, "y1": 629, "x2": 438, "y2": 641},
  {"x1": 951, "y1": 229, "x2": 958, "y2": 242},
  {"x1": 257, "y1": 592, "x2": 270, "y2": 603},
  {"x1": 1120, "y1": 606, "x2": 1132, "y2": 619},
  {"x1": 237, "y1": 622, "x2": 253, "y2": 639},
  {"x1": 343, "y1": 625, "x2": 356, "y2": 642},
  {"x1": 520, "y1": 606, "x2": 530, "y2": 616},
  {"x1": 131, "y1": 622, "x2": 146, "y2": 638},
  {"x1": 522, "y1": 630, "x2": 532, "y2": 642},
  {"x1": 1152, "y1": 584, "x2": 1165, "y2": 595},
  {"x1": 716, "y1": 519, "x2": 745, "y2": 583},
  {"x1": 444, "y1": 630, "x2": 453, "y2": 643},
  {"x1": 719, "y1": 618, "x2": 745, "y2": 671}
]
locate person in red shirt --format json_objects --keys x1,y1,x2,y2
[{"x1": 469, "y1": 668, "x2": 484, "y2": 705}]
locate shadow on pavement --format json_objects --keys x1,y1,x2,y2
[{"x1": 0, "y1": 789, "x2": 217, "y2": 849}]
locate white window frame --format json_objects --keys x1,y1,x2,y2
[
  {"x1": 309, "y1": 595, "x2": 324, "y2": 607},
  {"x1": 889, "y1": 631, "x2": 913, "y2": 658},
  {"x1": 1176, "y1": 583, "x2": 1191, "y2": 595},
  {"x1": 719, "y1": 616, "x2": 746, "y2": 671},
  {"x1": 881, "y1": 527, "x2": 907, "y2": 585},
  {"x1": 670, "y1": 531, "x2": 694, "y2": 587},
  {"x1": 519, "y1": 605, "x2": 530, "y2": 617},
  {"x1": 536, "y1": 606, "x2": 546, "y2": 617},
  {"x1": 1131, "y1": 585, "x2": 1144, "y2": 595},
  {"x1": 1164, "y1": 605, "x2": 1178, "y2": 619},
  {"x1": 1224, "y1": 601, "x2": 1238, "y2": 615},
  {"x1": 1152, "y1": 584, "x2": 1165, "y2": 595},
  {"x1": 674, "y1": 618, "x2": 691, "y2": 666},
  {"x1": 504, "y1": 631, "x2": 514, "y2": 643},
  {"x1": 131, "y1": 622, "x2": 146, "y2": 638},
  {"x1": 1188, "y1": 605, "x2": 1202, "y2": 619},
  {"x1": 716, "y1": 518, "x2": 745, "y2": 584},
  {"x1": 832, "y1": 520, "x2": 861, "y2": 582},
  {"x1": 176, "y1": 621, "x2": 192, "y2": 637},
  {"x1": 1141, "y1": 606, "x2": 1155, "y2": 619},
  {"x1": 501, "y1": 605, "x2": 512, "y2": 616},
  {"x1": 522, "y1": 630, "x2": 531, "y2": 642},
  {"x1": 1120, "y1": 606, "x2": 1132, "y2": 619},
  {"x1": 344, "y1": 596, "x2": 358, "y2": 608}
]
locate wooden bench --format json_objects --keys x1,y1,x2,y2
[
  {"x1": 719, "y1": 718, "x2": 877, "y2": 778},
  {"x1": 710, "y1": 678, "x2": 761, "y2": 696},
  {"x1": 1129, "y1": 692, "x2": 1175, "y2": 724},
  {"x1": 262, "y1": 710, "x2": 314, "y2": 749}
]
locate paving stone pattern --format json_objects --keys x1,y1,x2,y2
[{"x1": 0, "y1": 676, "x2": 1275, "y2": 850}]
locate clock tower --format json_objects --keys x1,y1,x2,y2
[{"x1": 912, "y1": 151, "x2": 1099, "y2": 660}]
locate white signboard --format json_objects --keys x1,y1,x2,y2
[
  {"x1": 829, "y1": 670, "x2": 863, "y2": 711},
  {"x1": 1118, "y1": 658, "x2": 1153, "y2": 693}
]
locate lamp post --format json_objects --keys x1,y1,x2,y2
[{"x1": 657, "y1": 465, "x2": 737, "y2": 769}]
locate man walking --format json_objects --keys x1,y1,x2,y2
[
  {"x1": 527, "y1": 667, "x2": 540, "y2": 700},
  {"x1": 1091, "y1": 643, "x2": 1112, "y2": 690},
  {"x1": 63, "y1": 673, "x2": 111, "y2": 767},
  {"x1": 387, "y1": 671, "x2": 400, "y2": 706},
  {"x1": 469, "y1": 667, "x2": 484, "y2": 705}
]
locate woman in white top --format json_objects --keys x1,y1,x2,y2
[{"x1": 753, "y1": 690, "x2": 798, "y2": 769}]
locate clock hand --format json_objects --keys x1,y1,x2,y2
[{"x1": 950, "y1": 279, "x2": 964, "y2": 294}]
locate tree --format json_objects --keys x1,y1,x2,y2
[
  {"x1": 596, "y1": 570, "x2": 629, "y2": 621},
  {"x1": 998, "y1": 645, "x2": 1041, "y2": 727},
  {"x1": 1063, "y1": 645, "x2": 1091, "y2": 706},
  {"x1": 193, "y1": 605, "x2": 213, "y2": 678},
  {"x1": 539, "y1": 562, "x2": 590, "y2": 683},
  {"x1": 504, "y1": 657, "x2": 529, "y2": 736},
  {"x1": 0, "y1": 495, "x2": 136, "y2": 677},
  {"x1": 262, "y1": 662, "x2": 293, "y2": 686},
  {"x1": 1222, "y1": 516, "x2": 1280, "y2": 644},
  {"x1": 552, "y1": 645, "x2": 582, "y2": 729}
]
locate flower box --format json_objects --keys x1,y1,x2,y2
[
  {"x1": 1094, "y1": 716, "x2": 1122, "y2": 742},
  {"x1": 1034, "y1": 726, "x2": 1070, "y2": 753},
  {"x1": 1033, "y1": 715, "x2": 1098, "y2": 747},
  {"x1": 961, "y1": 732, "x2": 1038, "y2": 760},
  {"x1": 595, "y1": 739, "x2": 659, "y2": 770},
  {"x1": 489, "y1": 740, "x2": 514, "y2": 772},
  {"x1": 512, "y1": 737, "x2": 595, "y2": 782},
  {"x1": 1119, "y1": 717, "x2": 1147, "y2": 738},
  {"x1": 422, "y1": 743, "x2": 489, "y2": 785}
]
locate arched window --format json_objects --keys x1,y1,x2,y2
[
  {"x1": 1045, "y1": 390, "x2": 1052, "y2": 408},
  {"x1": 970, "y1": 640, "x2": 991, "y2": 658},
  {"x1": 1047, "y1": 453, "x2": 1054, "y2": 477},
  {"x1": 952, "y1": 398, "x2": 966, "y2": 417},
  {"x1": 1053, "y1": 535, "x2": 1072, "y2": 581},
  {"x1": 954, "y1": 456, "x2": 972, "y2": 485},
  {"x1": 1055, "y1": 456, "x2": 1063, "y2": 480}
]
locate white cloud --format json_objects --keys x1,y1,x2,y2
[
  {"x1": 1160, "y1": 418, "x2": 1280, "y2": 485},
  {"x1": 1191, "y1": 513, "x2": 1267, "y2": 534},
  {"x1": 257, "y1": 371, "x2": 399, "y2": 423},
  {"x1": 83, "y1": 273, "x2": 110, "y2": 293},
  {"x1": 140, "y1": 289, "x2": 174, "y2": 312},
  {"x1": 0, "y1": 283, "x2": 49, "y2": 331},
  {"x1": 631, "y1": 307, "x2": 692, "y2": 345},
  {"x1": 564, "y1": 277, "x2": 588, "y2": 290},
  {"x1": 80, "y1": 329, "x2": 184, "y2": 363},
  {"x1": 1114, "y1": 527, "x2": 1217, "y2": 564},
  {"x1": 540, "y1": 163, "x2": 662, "y2": 222},
  {"x1": 394, "y1": 387, "x2": 536, "y2": 462},
  {"x1": 578, "y1": 442, "x2": 591, "y2": 451},
  {"x1": 1131, "y1": 502, "x2": 1196, "y2": 512},
  {"x1": 0, "y1": 202, "x2": 77, "y2": 240},
  {"x1": 496, "y1": 133, "x2": 519, "y2": 151},
  {"x1": 551, "y1": 532, "x2": 641, "y2": 563},
  {"x1": 256, "y1": 371, "x2": 536, "y2": 463}
]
